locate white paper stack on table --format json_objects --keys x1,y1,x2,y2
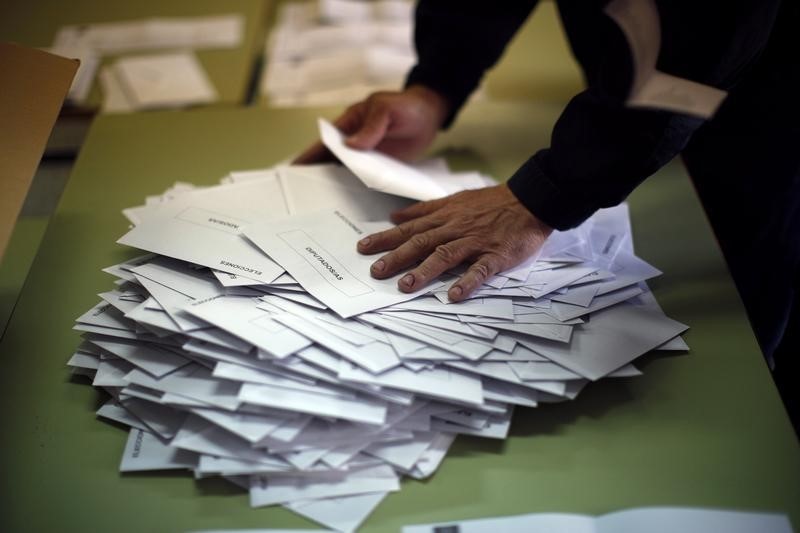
[
  {"x1": 68, "y1": 120, "x2": 688, "y2": 532},
  {"x1": 45, "y1": 14, "x2": 242, "y2": 109},
  {"x1": 261, "y1": 0, "x2": 418, "y2": 107}
]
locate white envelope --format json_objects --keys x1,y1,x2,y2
[
  {"x1": 359, "y1": 313, "x2": 493, "y2": 360},
  {"x1": 319, "y1": 119, "x2": 448, "y2": 201},
  {"x1": 338, "y1": 363, "x2": 484, "y2": 406},
  {"x1": 243, "y1": 210, "x2": 443, "y2": 318},
  {"x1": 278, "y1": 164, "x2": 411, "y2": 219},
  {"x1": 274, "y1": 313, "x2": 401, "y2": 373},
  {"x1": 238, "y1": 382, "x2": 388, "y2": 426},
  {"x1": 285, "y1": 491, "x2": 389, "y2": 533},
  {"x1": 445, "y1": 361, "x2": 567, "y2": 397},
  {"x1": 363, "y1": 430, "x2": 440, "y2": 470},
  {"x1": 97, "y1": 399, "x2": 148, "y2": 431},
  {"x1": 94, "y1": 358, "x2": 135, "y2": 387},
  {"x1": 121, "y1": 397, "x2": 187, "y2": 440},
  {"x1": 407, "y1": 432, "x2": 456, "y2": 479},
  {"x1": 191, "y1": 406, "x2": 289, "y2": 444},
  {"x1": 112, "y1": 51, "x2": 217, "y2": 110},
  {"x1": 518, "y1": 302, "x2": 688, "y2": 380},
  {"x1": 385, "y1": 296, "x2": 514, "y2": 320},
  {"x1": 89, "y1": 338, "x2": 190, "y2": 378},
  {"x1": 249, "y1": 465, "x2": 400, "y2": 507},
  {"x1": 184, "y1": 295, "x2": 312, "y2": 359},
  {"x1": 119, "y1": 428, "x2": 196, "y2": 472},
  {"x1": 54, "y1": 14, "x2": 243, "y2": 54},
  {"x1": 549, "y1": 285, "x2": 644, "y2": 321},
  {"x1": 430, "y1": 410, "x2": 513, "y2": 439},
  {"x1": 118, "y1": 178, "x2": 288, "y2": 283},
  {"x1": 171, "y1": 416, "x2": 291, "y2": 466},
  {"x1": 124, "y1": 365, "x2": 242, "y2": 411}
]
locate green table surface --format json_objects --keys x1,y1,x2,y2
[
  {"x1": 0, "y1": 102, "x2": 797, "y2": 533},
  {"x1": 0, "y1": 0, "x2": 269, "y2": 107},
  {"x1": 482, "y1": 1, "x2": 585, "y2": 103},
  {"x1": 0, "y1": 216, "x2": 50, "y2": 336}
]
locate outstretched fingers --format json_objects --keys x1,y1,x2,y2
[
  {"x1": 448, "y1": 254, "x2": 506, "y2": 301},
  {"x1": 398, "y1": 239, "x2": 478, "y2": 293}
]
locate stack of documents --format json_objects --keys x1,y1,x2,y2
[
  {"x1": 261, "y1": 0, "x2": 417, "y2": 107},
  {"x1": 45, "y1": 14, "x2": 242, "y2": 108},
  {"x1": 68, "y1": 121, "x2": 688, "y2": 532}
]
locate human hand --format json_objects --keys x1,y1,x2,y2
[
  {"x1": 357, "y1": 184, "x2": 553, "y2": 302},
  {"x1": 294, "y1": 85, "x2": 450, "y2": 164}
]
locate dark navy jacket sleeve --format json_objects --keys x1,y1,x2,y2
[
  {"x1": 405, "y1": 0, "x2": 540, "y2": 128},
  {"x1": 406, "y1": 0, "x2": 781, "y2": 230}
]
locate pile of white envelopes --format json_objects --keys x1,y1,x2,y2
[{"x1": 68, "y1": 121, "x2": 688, "y2": 532}]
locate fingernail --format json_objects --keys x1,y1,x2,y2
[
  {"x1": 400, "y1": 273, "x2": 415, "y2": 288},
  {"x1": 359, "y1": 236, "x2": 371, "y2": 247},
  {"x1": 449, "y1": 285, "x2": 463, "y2": 300},
  {"x1": 372, "y1": 259, "x2": 385, "y2": 273}
]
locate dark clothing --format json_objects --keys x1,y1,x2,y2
[
  {"x1": 679, "y1": 1, "x2": 799, "y2": 429},
  {"x1": 406, "y1": 0, "x2": 799, "y2": 424},
  {"x1": 406, "y1": 0, "x2": 782, "y2": 231}
]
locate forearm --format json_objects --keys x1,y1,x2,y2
[
  {"x1": 507, "y1": 92, "x2": 703, "y2": 231},
  {"x1": 509, "y1": 0, "x2": 780, "y2": 231},
  {"x1": 406, "y1": 0, "x2": 539, "y2": 128}
]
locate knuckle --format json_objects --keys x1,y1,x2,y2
[
  {"x1": 432, "y1": 243, "x2": 459, "y2": 264},
  {"x1": 470, "y1": 261, "x2": 493, "y2": 282},
  {"x1": 409, "y1": 232, "x2": 431, "y2": 250},
  {"x1": 415, "y1": 263, "x2": 436, "y2": 281},
  {"x1": 452, "y1": 214, "x2": 472, "y2": 228},
  {"x1": 395, "y1": 223, "x2": 416, "y2": 241}
]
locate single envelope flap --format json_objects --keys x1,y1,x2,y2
[{"x1": 0, "y1": 42, "x2": 78, "y2": 260}]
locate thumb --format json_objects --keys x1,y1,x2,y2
[{"x1": 346, "y1": 104, "x2": 391, "y2": 150}]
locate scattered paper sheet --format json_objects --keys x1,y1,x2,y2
[
  {"x1": 117, "y1": 177, "x2": 287, "y2": 283},
  {"x1": 98, "y1": 66, "x2": 136, "y2": 113},
  {"x1": 261, "y1": 1, "x2": 416, "y2": 107},
  {"x1": 112, "y1": 51, "x2": 218, "y2": 110},
  {"x1": 47, "y1": 14, "x2": 242, "y2": 110},
  {"x1": 319, "y1": 119, "x2": 448, "y2": 201},
  {"x1": 243, "y1": 209, "x2": 444, "y2": 317},
  {"x1": 53, "y1": 14, "x2": 243, "y2": 55},
  {"x1": 278, "y1": 164, "x2": 411, "y2": 219},
  {"x1": 403, "y1": 507, "x2": 793, "y2": 533}
]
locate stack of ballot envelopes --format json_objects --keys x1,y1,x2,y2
[{"x1": 68, "y1": 119, "x2": 688, "y2": 532}]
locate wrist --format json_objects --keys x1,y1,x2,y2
[
  {"x1": 406, "y1": 84, "x2": 451, "y2": 129},
  {"x1": 502, "y1": 183, "x2": 554, "y2": 238}
]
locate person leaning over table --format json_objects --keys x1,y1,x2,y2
[{"x1": 295, "y1": 0, "x2": 799, "y2": 426}]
